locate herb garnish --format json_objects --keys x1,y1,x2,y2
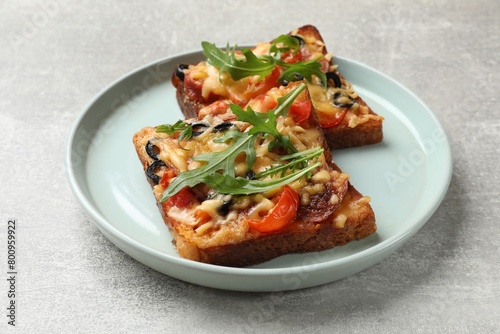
[
  {"x1": 158, "y1": 83, "x2": 322, "y2": 202},
  {"x1": 201, "y1": 42, "x2": 274, "y2": 81},
  {"x1": 268, "y1": 35, "x2": 300, "y2": 57},
  {"x1": 156, "y1": 120, "x2": 193, "y2": 149},
  {"x1": 202, "y1": 37, "x2": 327, "y2": 87}
]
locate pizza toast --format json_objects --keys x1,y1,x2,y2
[
  {"x1": 133, "y1": 83, "x2": 376, "y2": 267},
  {"x1": 171, "y1": 25, "x2": 384, "y2": 150}
]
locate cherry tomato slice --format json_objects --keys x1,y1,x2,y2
[
  {"x1": 242, "y1": 67, "x2": 281, "y2": 101},
  {"x1": 249, "y1": 185, "x2": 299, "y2": 233},
  {"x1": 289, "y1": 100, "x2": 312, "y2": 124},
  {"x1": 317, "y1": 108, "x2": 348, "y2": 128}
]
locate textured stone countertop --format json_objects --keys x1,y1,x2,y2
[{"x1": 1, "y1": 0, "x2": 498, "y2": 332}]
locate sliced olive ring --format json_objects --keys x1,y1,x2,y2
[
  {"x1": 326, "y1": 71, "x2": 342, "y2": 88},
  {"x1": 146, "y1": 160, "x2": 166, "y2": 184},
  {"x1": 290, "y1": 35, "x2": 306, "y2": 47},
  {"x1": 213, "y1": 122, "x2": 235, "y2": 132},
  {"x1": 190, "y1": 121, "x2": 210, "y2": 137},
  {"x1": 218, "y1": 195, "x2": 232, "y2": 216},
  {"x1": 146, "y1": 140, "x2": 160, "y2": 160},
  {"x1": 245, "y1": 170, "x2": 256, "y2": 180},
  {"x1": 332, "y1": 91, "x2": 355, "y2": 108},
  {"x1": 175, "y1": 64, "x2": 189, "y2": 81},
  {"x1": 206, "y1": 191, "x2": 233, "y2": 216}
]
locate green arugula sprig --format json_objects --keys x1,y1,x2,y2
[
  {"x1": 156, "y1": 120, "x2": 193, "y2": 149},
  {"x1": 269, "y1": 35, "x2": 300, "y2": 58},
  {"x1": 229, "y1": 84, "x2": 301, "y2": 154},
  {"x1": 202, "y1": 42, "x2": 274, "y2": 81},
  {"x1": 256, "y1": 147, "x2": 324, "y2": 179},
  {"x1": 278, "y1": 57, "x2": 325, "y2": 86},
  {"x1": 160, "y1": 130, "x2": 256, "y2": 201},
  {"x1": 198, "y1": 159, "x2": 321, "y2": 196},
  {"x1": 158, "y1": 83, "x2": 322, "y2": 202},
  {"x1": 202, "y1": 37, "x2": 327, "y2": 87}
]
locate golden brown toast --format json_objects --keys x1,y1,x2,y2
[
  {"x1": 171, "y1": 25, "x2": 383, "y2": 150},
  {"x1": 133, "y1": 83, "x2": 376, "y2": 267}
]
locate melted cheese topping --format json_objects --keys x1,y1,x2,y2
[{"x1": 189, "y1": 61, "x2": 262, "y2": 103}]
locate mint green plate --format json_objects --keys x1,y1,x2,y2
[{"x1": 66, "y1": 50, "x2": 452, "y2": 292}]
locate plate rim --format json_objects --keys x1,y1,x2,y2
[{"x1": 65, "y1": 48, "x2": 453, "y2": 289}]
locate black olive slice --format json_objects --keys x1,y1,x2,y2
[
  {"x1": 290, "y1": 35, "x2": 306, "y2": 46},
  {"x1": 218, "y1": 194, "x2": 233, "y2": 216},
  {"x1": 146, "y1": 160, "x2": 166, "y2": 184},
  {"x1": 332, "y1": 91, "x2": 355, "y2": 108},
  {"x1": 213, "y1": 122, "x2": 234, "y2": 132},
  {"x1": 190, "y1": 121, "x2": 210, "y2": 137},
  {"x1": 326, "y1": 71, "x2": 342, "y2": 88},
  {"x1": 175, "y1": 64, "x2": 189, "y2": 81},
  {"x1": 145, "y1": 140, "x2": 160, "y2": 160},
  {"x1": 206, "y1": 191, "x2": 233, "y2": 216},
  {"x1": 246, "y1": 170, "x2": 256, "y2": 180}
]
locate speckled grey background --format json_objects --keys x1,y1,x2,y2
[{"x1": 0, "y1": 0, "x2": 499, "y2": 332}]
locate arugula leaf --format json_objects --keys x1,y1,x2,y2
[
  {"x1": 269, "y1": 35, "x2": 300, "y2": 58},
  {"x1": 230, "y1": 82, "x2": 307, "y2": 153},
  {"x1": 256, "y1": 147, "x2": 323, "y2": 179},
  {"x1": 156, "y1": 120, "x2": 193, "y2": 149},
  {"x1": 278, "y1": 57, "x2": 327, "y2": 86},
  {"x1": 202, "y1": 41, "x2": 326, "y2": 86},
  {"x1": 202, "y1": 42, "x2": 274, "y2": 81},
  {"x1": 160, "y1": 130, "x2": 255, "y2": 202},
  {"x1": 202, "y1": 161, "x2": 321, "y2": 195}
]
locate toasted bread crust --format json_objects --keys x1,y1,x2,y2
[
  {"x1": 323, "y1": 113, "x2": 384, "y2": 150},
  {"x1": 290, "y1": 24, "x2": 324, "y2": 42}
]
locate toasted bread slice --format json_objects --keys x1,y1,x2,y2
[
  {"x1": 171, "y1": 25, "x2": 383, "y2": 150},
  {"x1": 133, "y1": 83, "x2": 376, "y2": 267}
]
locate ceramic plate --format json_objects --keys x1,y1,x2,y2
[{"x1": 66, "y1": 50, "x2": 452, "y2": 292}]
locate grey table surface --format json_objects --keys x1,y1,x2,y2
[{"x1": 1, "y1": 0, "x2": 499, "y2": 332}]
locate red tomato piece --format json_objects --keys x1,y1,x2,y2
[
  {"x1": 289, "y1": 100, "x2": 312, "y2": 124},
  {"x1": 167, "y1": 188, "x2": 196, "y2": 209},
  {"x1": 248, "y1": 185, "x2": 299, "y2": 233},
  {"x1": 159, "y1": 169, "x2": 177, "y2": 189},
  {"x1": 317, "y1": 109, "x2": 348, "y2": 128},
  {"x1": 242, "y1": 67, "x2": 280, "y2": 101}
]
